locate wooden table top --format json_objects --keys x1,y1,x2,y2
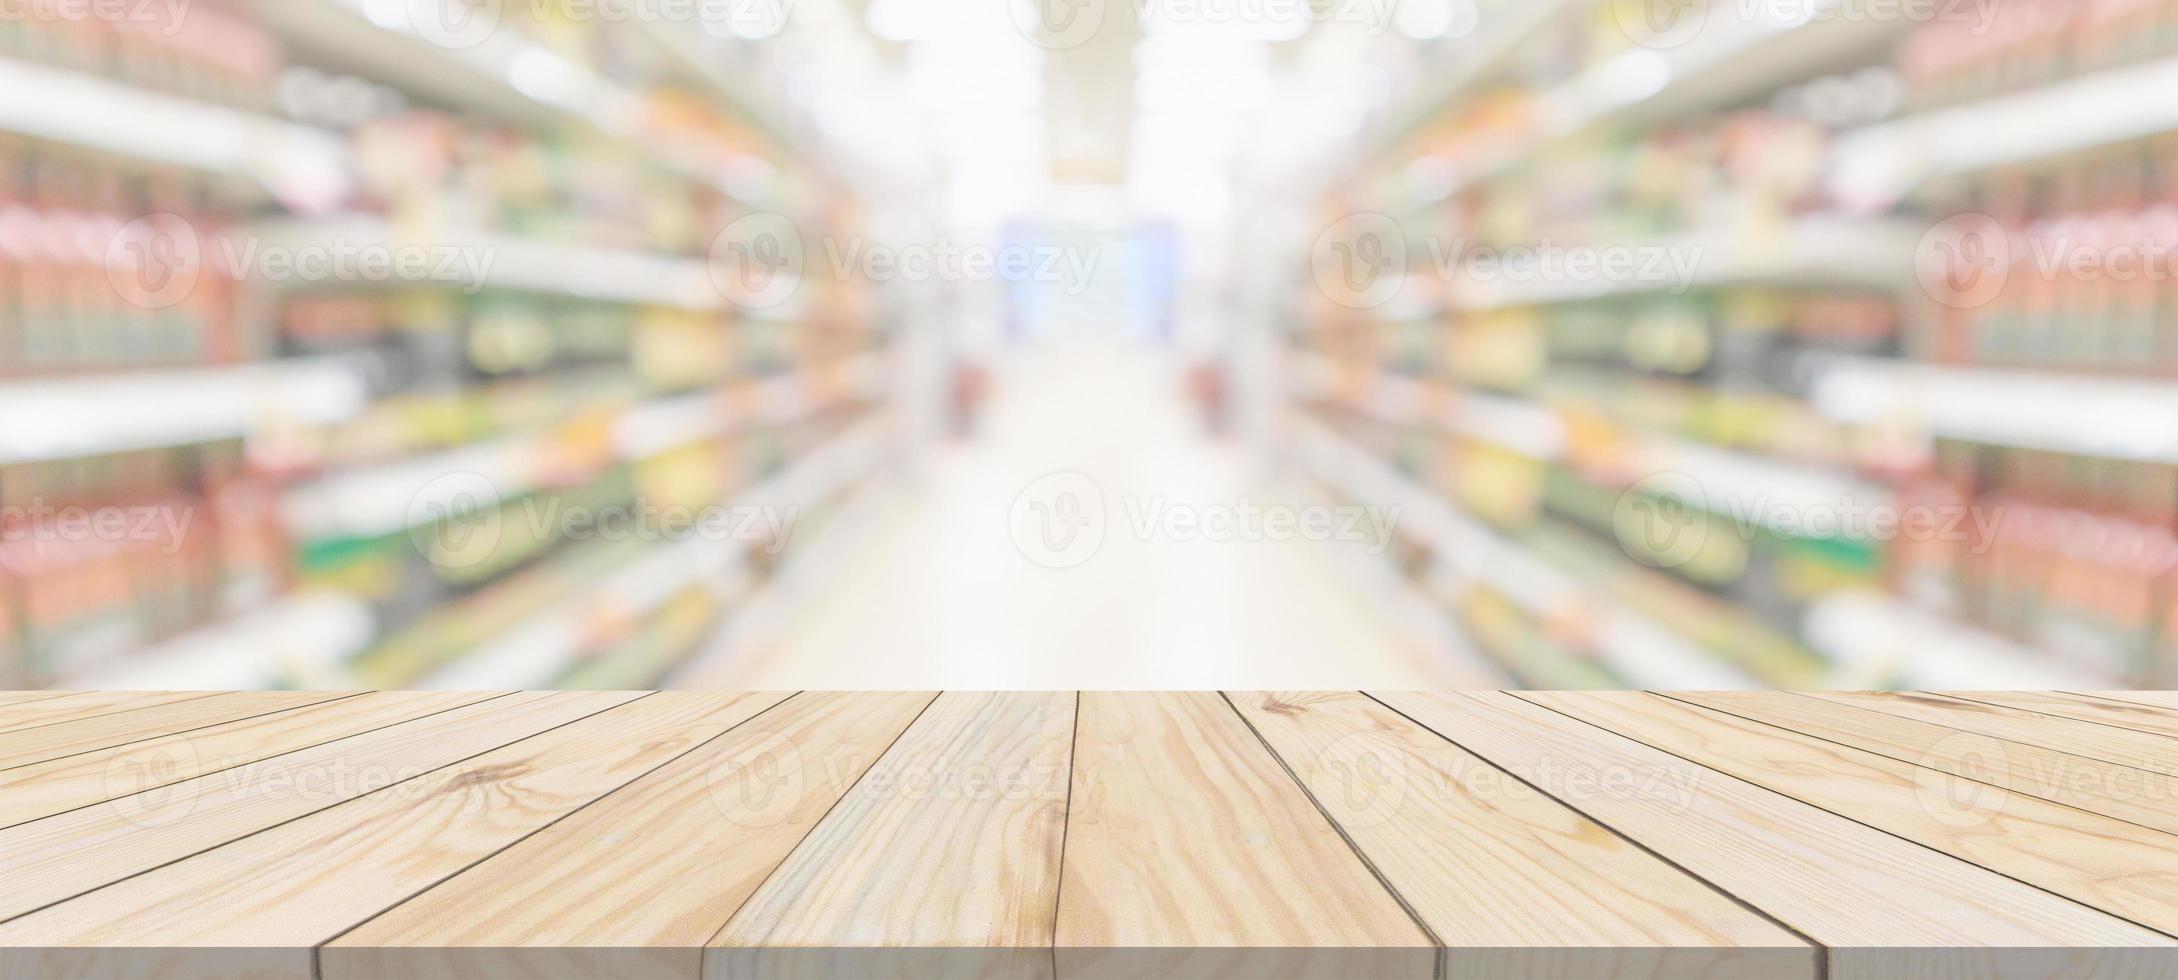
[{"x1": 2, "y1": 690, "x2": 2176, "y2": 979}]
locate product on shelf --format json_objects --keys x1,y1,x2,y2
[
  {"x1": 0, "y1": 1, "x2": 281, "y2": 111},
  {"x1": 0, "y1": 0, "x2": 879, "y2": 690},
  {"x1": 1898, "y1": 0, "x2": 2178, "y2": 112},
  {"x1": 0, "y1": 443, "x2": 289, "y2": 685},
  {"x1": 0, "y1": 138, "x2": 254, "y2": 375},
  {"x1": 1919, "y1": 139, "x2": 2178, "y2": 375}
]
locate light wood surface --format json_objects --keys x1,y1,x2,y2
[
  {"x1": 1375, "y1": 691, "x2": 2177, "y2": 979},
  {"x1": 0, "y1": 692, "x2": 76, "y2": 708},
  {"x1": 1527, "y1": 692, "x2": 2178, "y2": 936},
  {"x1": 0, "y1": 692, "x2": 782, "y2": 978},
  {"x1": 2088, "y1": 690, "x2": 2178, "y2": 712},
  {"x1": 713, "y1": 692, "x2": 1068, "y2": 979},
  {"x1": 0, "y1": 692, "x2": 350, "y2": 771},
  {"x1": 0, "y1": 692, "x2": 216, "y2": 736},
  {"x1": 1056, "y1": 691, "x2": 1432, "y2": 978},
  {"x1": 328, "y1": 692, "x2": 927, "y2": 979},
  {"x1": 1, "y1": 690, "x2": 2177, "y2": 980},
  {"x1": 1812, "y1": 691, "x2": 2178, "y2": 777},
  {"x1": 0, "y1": 691, "x2": 616, "y2": 922},
  {"x1": 0, "y1": 691, "x2": 492, "y2": 829},
  {"x1": 1228, "y1": 691, "x2": 1814, "y2": 979},
  {"x1": 1941, "y1": 691, "x2": 2178, "y2": 739},
  {"x1": 1676, "y1": 691, "x2": 2178, "y2": 835}
]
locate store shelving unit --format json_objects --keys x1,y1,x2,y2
[
  {"x1": 1300, "y1": 0, "x2": 2169, "y2": 687},
  {"x1": 0, "y1": 357, "x2": 372, "y2": 467},
  {"x1": 1, "y1": 5, "x2": 895, "y2": 690},
  {"x1": 235, "y1": 216, "x2": 727, "y2": 309},
  {"x1": 0, "y1": 56, "x2": 352, "y2": 207},
  {"x1": 61, "y1": 592, "x2": 376, "y2": 690},
  {"x1": 1828, "y1": 53, "x2": 2178, "y2": 210},
  {"x1": 1296, "y1": 417, "x2": 1762, "y2": 688},
  {"x1": 1813, "y1": 357, "x2": 2178, "y2": 464},
  {"x1": 1409, "y1": 1, "x2": 1915, "y2": 203},
  {"x1": 417, "y1": 414, "x2": 889, "y2": 690},
  {"x1": 1369, "y1": 0, "x2": 1582, "y2": 161}
]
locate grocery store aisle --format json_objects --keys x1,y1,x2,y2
[{"x1": 698, "y1": 338, "x2": 1474, "y2": 689}]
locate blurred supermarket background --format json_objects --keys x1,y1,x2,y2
[{"x1": 4, "y1": 0, "x2": 2178, "y2": 691}]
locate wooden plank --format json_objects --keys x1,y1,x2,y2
[
  {"x1": 0, "y1": 692, "x2": 215, "y2": 735},
  {"x1": 1229, "y1": 691, "x2": 1814, "y2": 979},
  {"x1": 2086, "y1": 691, "x2": 2178, "y2": 712},
  {"x1": 1940, "y1": 692, "x2": 2178, "y2": 740},
  {"x1": 0, "y1": 691, "x2": 496, "y2": 829},
  {"x1": 710, "y1": 691, "x2": 1071, "y2": 980},
  {"x1": 1676, "y1": 691, "x2": 2178, "y2": 836},
  {"x1": 1814, "y1": 692, "x2": 2178, "y2": 777},
  {"x1": 1528, "y1": 692, "x2": 2178, "y2": 937},
  {"x1": 326, "y1": 692, "x2": 933, "y2": 979},
  {"x1": 1055, "y1": 691, "x2": 1432, "y2": 979},
  {"x1": 0, "y1": 691, "x2": 351, "y2": 770},
  {"x1": 0, "y1": 692, "x2": 75, "y2": 708},
  {"x1": 0, "y1": 692, "x2": 792, "y2": 979},
  {"x1": 0, "y1": 691, "x2": 629, "y2": 923},
  {"x1": 1374, "y1": 691, "x2": 2178, "y2": 979}
]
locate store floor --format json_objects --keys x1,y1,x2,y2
[{"x1": 697, "y1": 338, "x2": 1479, "y2": 690}]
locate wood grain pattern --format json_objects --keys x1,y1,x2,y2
[
  {"x1": 0, "y1": 692, "x2": 75, "y2": 708},
  {"x1": 1228, "y1": 691, "x2": 1814, "y2": 979},
  {"x1": 327, "y1": 692, "x2": 932, "y2": 980},
  {"x1": 2085, "y1": 691, "x2": 2178, "y2": 712},
  {"x1": 1375, "y1": 691, "x2": 2178, "y2": 979},
  {"x1": 1940, "y1": 691, "x2": 2178, "y2": 739},
  {"x1": 5, "y1": 690, "x2": 2178, "y2": 978},
  {"x1": 0, "y1": 692, "x2": 789, "y2": 979},
  {"x1": 0, "y1": 691, "x2": 351, "y2": 771},
  {"x1": 711, "y1": 692, "x2": 1071, "y2": 980},
  {"x1": 1813, "y1": 691, "x2": 2178, "y2": 777},
  {"x1": 1528, "y1": 691, "x2": 2178, "y2": 937},
  {"x1": 0, "y1": 691, "x2": 621, "y2": 923},
  {"x1": 0, "y1": 690, "x2": 493, "y2": 829},
  {"x1": 0, "y1": 692, "x2": 216, "y2": 735},
  {"x1": 1056, "y1": 692, "x2": 1432, "y2": 979},
  {"x1": 1675, "y1": 691, "x2": 2178, "y2": 836}
]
